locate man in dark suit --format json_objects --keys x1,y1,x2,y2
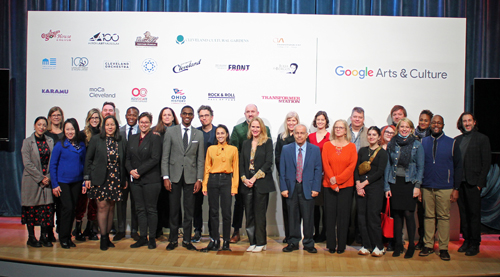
[
  {"x1": 279, "y1": 124, "x2": 322, "y2": 253},
  {"x1": 161, "y1": 105, "x2": 205, "y2": 251},
  {"x1": 114, "y1": 106, "x2": 140, "y2": 241},
  {"x1": 455, "y1": 112, "x2": 491, "y2": 256}
]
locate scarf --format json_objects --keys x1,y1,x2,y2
[{"x1": 388, "y1": 134, "x2": 415, "y2": 168}]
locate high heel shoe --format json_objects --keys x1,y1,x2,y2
[{"x1": 252, "y1": 245, "x2": 266, "y2": 253}]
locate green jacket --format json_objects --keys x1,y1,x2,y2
[{"x1": 230, "y1": 121, "x2": 271, "y2": 152}]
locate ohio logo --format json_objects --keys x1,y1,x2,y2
[
  {"x1": 171, "y1": 88, "x2": 186, "y2": 104},
  {"x1": 135, "y1": 31, "x2": 158, "y2": 47},
  {"x1": 131, "y1": 88, "x2": 147, "y2": 103},
  {"x1": 71, "y1": 57, "x2": 89, "y2": 71},
  {"x1": 142, "y1": 59, "x2": 157, "y2": 74},
  {"x1": 176, "y1": 35, "x2": 185, "y2": 44},
  {"x1": 42, "y1": 58, "x2": 56, "y2": 70},
  {"x1": 227, "y1": 65, "x2": 250, "y2": 71},
  {"x1": 89, "y1": 32, "x2": 119, "y2": 45},
  {"x1": 41, "y1": 30, "x2": 71, "y2": 42},
  {"x1": 335, "y1": 66, "x2": 374, "y2": 79}
]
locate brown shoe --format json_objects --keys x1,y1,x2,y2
[{"x1": 229, "y1": 231, "x2": 240, "y2": 243}]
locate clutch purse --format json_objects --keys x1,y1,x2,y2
[{"x1": 358, "y1": 147, "x2": 381, "y2": 175}]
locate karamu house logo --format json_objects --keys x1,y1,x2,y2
[
  {"x1": 142, "y1": 59, "x2": 157, "y2": 74},
  {"x1": 89, "y1": 32, "x2": 119, "y2": 45},
  {"x1": 131, "y1": 88, "x2": 147, "y2": 102},
  {"x1": 71, "y1": 57, "x2": 89, "y2": 71},
  {"x1": 41, "y1": 30, "x2": 71, "y2": 42},
  {"x1": 135, "y1": 31, "x2": 158, "y2": 47},
  {"x1": 104, "y1": 61, "x2": 130, "y2": 70},
  {"x1": 173, "y1": 60, "x2": 201, "y2": 73},
  {"x1": 42, "y1": 89, "x2": 68, "y2": 94},
  {"x1": 89, "y1": 87, "x2": 115, "y2": 98},
  {"x1": 171, "y1": 88, "x2": 186, "y2": 104},
  {"x1": 42, "y1": 58, "x2": 56, "y2": 70}
]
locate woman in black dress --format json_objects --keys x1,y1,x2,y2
[{"x1": 84, "y1": 116, "x2": 127, "y2": 250}]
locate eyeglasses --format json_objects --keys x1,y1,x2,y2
[
  {"x1": 90, "y1": 116, "x2": 100, "y2": 121},
  {"x1": 51, "y1": 114, "x2": 61, "y2": 118},
  {"x1": 182, "y1": 112, "x2": 194, "y2": 116},
  {"x1": 334, "y1": 127, "x2": 345, "y2": 130},
  {"x1": 385, "y1": 131, "x2": 395, "y2": 135}
]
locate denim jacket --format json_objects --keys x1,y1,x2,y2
[{"x1": 384, "y1": 139, "x2": 425, "y2": 191}]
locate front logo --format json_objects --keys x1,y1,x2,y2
[
  {"x1": 135, "y1": 31, "x2": 158, "y2": 47},
  {"x1": 71, "y1": 57, "x2": 89, "y2": 71},
  {"x1": 173, "y1": 59, "x2": 201, "y2": 73},
  {"x1": 89, "y1": 32, "x2": 119, "y2": 45},
  {"x1": 142, "y1": 59, "x2": 157, "y2": 74},
  {"x1": 131, "y1": 88, "x2": 148, "y2": 102},
  {"x1": 227, "y1": 65, "x2": 250, "y2": 71},
  {"x1": 42, "y1": 58, "x2": 56, "y2": 70}
]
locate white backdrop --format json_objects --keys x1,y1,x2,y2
[{"x1": 27, "y1": 12, "x2": 466, "y2": 237}]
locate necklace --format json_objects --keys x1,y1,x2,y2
[{"x1": 336, "y1": 146, "x2": 342, "y2": 155}]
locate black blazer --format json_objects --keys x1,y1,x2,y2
[
  {"x1": 84, "y1": 134, "x2": 127, "y2": 187},
  {"x1": 125, "y1": 131, "x2": 162, "y2": 184},
  {"x1": 455, "y1": 131, "x2": 491, "y2": 188},
  {"x1": 239, "y1": 138, "x2": 276, "y2": 194}
]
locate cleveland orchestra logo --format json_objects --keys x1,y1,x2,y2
[
  {"x1": 171, "y1": 88, "x2": 186, "y2": 104},
  {"x1": 42, "y1": 58, "x2": 56, "y2": 70},
  {"x1": 262, "y1": 95, "x2": 300, "y2": 103},
  {"x1": 135, "y1": 31, "x2": 158, "y2": 47},
  {"x1": 175, "y1": 34, "x2": 249, "y2": 44},
  {"x1": 41, "y1": 30, "x2": 71, "y2": 42},
  {"x1": 104, "y1": 61, "x2": 130, "y2": 70},
  {"x1": 42, "y1": 89, "x2": 68, "y2": 94},
  {"x1": 89, "y1": 32, "x2": 119, "y2": 45},
  {"x1": 71, "y1": 57, "x2": 89, "y2": 71},
  {"x1": 142, "y1": 59, "x2": 157, "y2": 74},
  {"x1": 131, "y1": 88, "x2": 147, "y2": 102},
  {"x1": 273, "y1": 38, "x2": 301, "y2": 48},
  {"x1": 227, "y1": 65, "x2": 250, "y2": 71},
  {"x1": 173, "y1": 60, "x2": 201, "y2": 73},
  {"x1": 89, "y1": 87, "x2": 115, "y2": 98},
  {"x1": 208, "y1": 93, "x2": 235, "y2": 101}
]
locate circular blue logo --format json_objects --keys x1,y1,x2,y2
[{"x1": 176, "y1": 35, "x2": 185, "y2": 45}]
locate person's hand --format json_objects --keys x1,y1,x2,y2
[
  {"x1": 385, "y1": 191, "x2": 392, "y2": 198},
  {"x1": 334, "y1": 186, "x2": 339, "y2": 193},
  {"x1": 194, "y1": 181, "x2": 202, "y2": 193},
  {"x1": 244, "y1": 179, "x2": 254, "y2": 188},
  {"x1": 418, "y1": 193, "x2": 422, "y2": 202},
  {"x1": 52, "y1": 186, "x2": 62, "y2": 197},
  {"x1": 312, "y1": 191, "x2": 319, "y2": 198},
  {"x1": 361, "y1": 180, "x2": 369, "y2": 187},
  {"x1": 124, "y1": 181, "x2": 129, "y2": 190},
  {"x1": 130, "y1": 169, "x2": 140, "y2": 179},
  {"x1": 164, "y1": 179, "x2": 172, "y2": 191},
  {"x1": 477, "y1": 186, "x2": 482, "y2": 191},
  {"x1": 82, "y1": 186, "x2": 87, "y2": 194},
  {"x1": 249, "y1": 176, "x2": 257, "y2": 184},
  {"x1": 203, "y1": 191, "x2": 207, "y2": 196},
  {"x1": 330, "y1": 177, "x2": 337, "y2": 185},
  {"x1": 413, "y1": 187, "x2": 420, "y2": 198},
  {"x1": 357, "y1": 188, "x2": 365, "y2": 197},
  {"x1": 85, "y1": 180, "x2": 91, "y2": 189},
  {"x1": 231, "y1": 193, "x2": 236, "y2": 196},
  {"x1": 41, "y1": 177, "x2": 50, "y2": 186},
  {"x1": 356, "y1": 182, "x2": 364, "y2": 191},
  {"x1": 450, "y1": 190, "x2": 459, "y2": 203},
  {"x1": 281, "y1": 190, "x2": 289, "y2": 198}
]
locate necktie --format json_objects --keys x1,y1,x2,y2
[
  {"x1": 183, "y1": 127, "x2": 189, "y2": 150},
  {"x1": 296, "y1": 148, "x2": 303, "y2": 183},
  {"x1": 128, "y1": 126, "x2": 132, "y2": 140}
]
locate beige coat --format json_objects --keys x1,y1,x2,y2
[{"x1": 21, "y1": 133, "x2": 54, "y2": 206}]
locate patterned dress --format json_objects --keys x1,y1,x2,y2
[
  {"x1": 88, "y1": 137, "x2": 123, "y2": 201},
  {"x1": 21, "y1": 135, "x2": 54, "y2": 227}
]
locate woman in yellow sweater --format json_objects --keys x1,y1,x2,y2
[{"x1": 201, "y1": 124, "x2": 239, "y2": 252}]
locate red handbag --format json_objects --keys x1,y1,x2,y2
[{"x1": 381, "y1": 198, "x2": 394, "y2": 238}]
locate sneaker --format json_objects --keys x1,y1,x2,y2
[
  {"x1": 358, "y1": 247, "x2": 370, "y2": 255},
  {"x1": 191, "y1": 230, "x2": 202, "y2": 243},
  {"x1": 371, "y1": 247, "x2": 384, "y2": 257}
]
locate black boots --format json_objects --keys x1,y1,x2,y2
[
  {"x1": 201, "y1": 239, "x2": 220, "y2": 252},
  {"x1": 148, "y1": 237, "x2": 156, "y2": 249},
  {"x1": 83, "y1": 221, "x2": 99, "y2": 240},
  {"x1": 27, "y1": 236, "x2": 42, "y2": 248},
  {"x1": 221, "y1": 240, "x2": 231, "y2": 251},
  {"x1": 73, "y1": 221, "x2": 86, "y2": 241},
  {"x1": 100, "y1": 234, "x2": 114, "y2": 251},
  {"x1": 130, "y1": 236, "x2": 148, "y2": 248}
]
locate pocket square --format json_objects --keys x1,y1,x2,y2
[{"x1": 192, "y1": 141, "x2": 198, "y2": 143}]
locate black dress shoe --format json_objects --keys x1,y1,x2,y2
[
  {"x1": 166, "y1": 241, "x2": 178, "y2": 251},
  {"x1": 221, "y1": 241, "x2": 231, "y2": 251},
  {"x1": 392, "y1": 245, "x2": 402, "y2": 257},
  {"x1": 130, "y1": 236, "x2": 148, "y2": 248},
  {"x1": 60, "y1": 241, "x2": 71, "y2": 249},
  {"x1": 131, "y1": 232, "x2": 140, "y2": 242},
  {"x1": 68, "y1": 239, "x2": 76, "y2": 247},
  {"x1": 192, "y1": 230, "x2": 202, "y2": 243},
  {"x1": 229, "y1": 231, "x2": 240, "y2": 243},
  {"x1": 88, "y1": 231, "x2": 99, "y2": 241},
  {"x1": 419, "y1": 247, "x2": 434, "y2": 256},
  {"x1": 337, "y1": 249, "x2": 345, "y2": 254},
  {"x1": 100, "y1": 236, "x2": 108, "y2": 251},
  {"x1": 458, "y1": 241, "x2": 470, "y2": 253},
  {"x1": 415, "y1": 241, "x2": 424, "y2": 250},
  {"x1": 182, "y1": 241, "x2": 198, "y2": 251},
  {"x1": 201, "y1": 240, "x2": 220, "y2": 252},
  {"x1": 283, "y1": 243, "x2": 299, "y2": 252},
  {"x1": 47, "y1": 230, "x2": 57, "y2": 242},
  {"x1": 465, "y1": 245, "x2": 479, "y2": 256},
  {"x1": 328, "y1": 249, "x2": 336, "y2": 254},
  {"x1": 40, "y1": 233, "x2": 53, "y2": 247},
  {"x1": 440, "y1": 250, "x2": 451, "y2": 260},
  {"x1": 282, "y1": 238, "x2": 288, "y2": 244},
  {"x1": 404, "y1": 246, "x2": 415, "y2": 259},
  {"x1": 27, "y1": 236, "x2": 42, "y2": 248},
  {"x1": 113, "y1": 232, "x2": 125, "y2": 241},
  {"x1": 304, "y1": 246, "x2": 318, "y2": 253},
  {"x1": 109, "y1": 224, "x2": 117, "y2": 235},
  {"x1": 148, "y1": 238, "x2": 156, "y2": 249}
]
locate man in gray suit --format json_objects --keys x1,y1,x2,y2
[
  {"x1": 162, "y1": 105, "x2": 205, "y2": 251},
  {"x1": 114, "y1": 106, "x2": 140, "y2": 241}
]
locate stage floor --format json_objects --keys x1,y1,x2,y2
[{"x1": 1, "y1": 217, "x2": 499, "y2": 276}]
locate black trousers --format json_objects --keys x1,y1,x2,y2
[
  {"x1": 457, "y1": 181, "x2": 482, "y2": 246},
  {"x1": 58, "y1": 181, "x2": 81, "y2": 242},
  {"x1": 232, "y1": 181, "x2": 244, "y2": 230},
  {"x1": 130, "y1": 182, "x2": 161, "y2": 238},
  {"x1": 281, "y1": 194, "x2": 289, "y2": 240},
  {"x1": 416, "y1": 200, "x2": 425, "y2": 243},
  {"x1": 357, "y1": 185, "x2": 384, "y2": 250},
  {"x1": 207, "y1": 173, "x2": 232, "y2": 241},
  {"x1": 324, "y1": 186, "x2": 353, "y2": 251},
  {"x1": 242, "y1": 188, "x2": 269, "y2": 246},
  {"x1": 116, "y1": 185, "x2": 138, "y2": 233},
  {"x1": 168, "y1": 174, "x2": 195, "y2": 242},
  {"x1": 286, "y1": 182, "x2": 315, "y2": 248}
]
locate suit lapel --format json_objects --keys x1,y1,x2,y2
[
  {"x1": 303, "y1": 143, "x2": 312, "y2": 168},
  {"x1": 138, "y1": 132, "x2": 149, "y2": 152},
  {"x1": 292, "y1": 143, "x2": 297, "y2": 167},
  {"x1": 185, "y1": 127, "x2": 196, "y2": 152}
]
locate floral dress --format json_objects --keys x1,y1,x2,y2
[{"x1": 88, "y1": 137, "x2": 123, "y2": 201}]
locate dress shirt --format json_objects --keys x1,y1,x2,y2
[
  {"x1": 182, "y1": 124, "x2": 194, "y2": 144},
  {"x1": 202, "y1": 142, "x2": 239, "y2": 194},
  {"x1": 124, "y1": 124, "x2": 139, "y2": 140}
]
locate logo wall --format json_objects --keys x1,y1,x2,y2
[
  {"x1": 171, "y1": 88, "x2": 186, "y2": 104},
  {"x1": 131, "y1": 88, "x2": 147, "y2": 102}
]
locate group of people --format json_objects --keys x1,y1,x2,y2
[{"x1": 21, "y1": 102, "x2": 491, "y2": 260}]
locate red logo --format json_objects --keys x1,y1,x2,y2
[{"x1": 132, "y1": 88, "x2": 147, "y2": 97}]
